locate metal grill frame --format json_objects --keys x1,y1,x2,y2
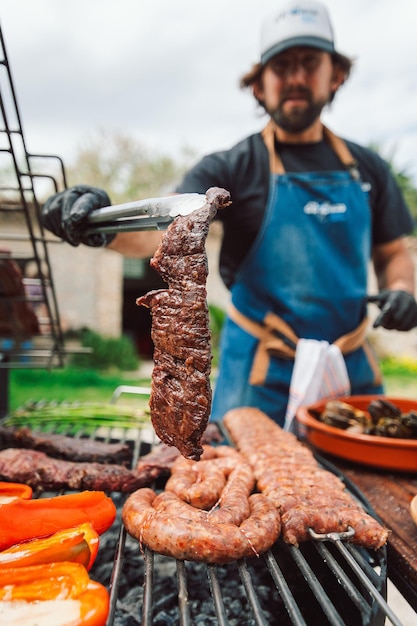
[
  {"x1": 0, "y1": 402, "x2": 404, "y2": 626},
  {"x1": 64, "y1": 420, "x2": 403, "y2": 625}
]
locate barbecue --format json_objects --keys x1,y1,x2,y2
[
  {"x1": 0, "y1": 447, "x2": 155, "y2": 493},
  {"x1": 1, "y1": 410, "x2": 402, "y2": 626},
  {"x1": 223, "y1": 407, "x2": 388, "y2": 550}
]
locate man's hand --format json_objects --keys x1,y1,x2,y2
[
  {"x1": 367, "y1": 290, "x2": 417, "y2": 331},
  {"x1": 41, "y1": 185, "x2": 115, "y2": 247}
]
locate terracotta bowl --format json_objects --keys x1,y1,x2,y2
[{"x1": 295, "y1": 395, "x2": 417, "y2": 472}]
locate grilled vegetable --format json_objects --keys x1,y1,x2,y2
[
  {"x1": 5, "y1": 400, "x2": 150, "y2": 432},
  {"x1": 0, "y1": 481, "x2": 32, "y2": 500},
  {"x1": 0, "y1": 490, "x2": 116, "y2": 551},
  {"x1": 0, "y1": 562, "x2": 109, "y2": 626},
  {"x1": 0, "y1": 523, "x2": 99, "y2": 571},
  {"x1": 372, "y1": 413, "x2": 417, "y2": 438}
]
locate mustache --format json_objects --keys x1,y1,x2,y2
[{"x1": 279, "y1": 88, "x2": 312, "y2": 104}]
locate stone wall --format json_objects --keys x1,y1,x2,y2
[{"x1": 48, "y1": 242, "x2": 123, "y2": 336}]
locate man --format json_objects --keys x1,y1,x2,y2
[{"x1": 42, "y1": 0, "x2": 417, "y2": 426}]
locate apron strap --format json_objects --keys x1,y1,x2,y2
[
  {"x1": 261, "y1": 121, "x2": 360, "y2": 180},
  {"x1": 262, "y1": 121, "x2": 285, "y2": 174},
  {"x1": 228, "y1": 303, "x2": 370, "y2": 386}
]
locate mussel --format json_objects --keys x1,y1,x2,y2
[
  {"x1": 399, "y1": 410, "x2": 417, "y2": 436},
  {"x1": 319, "y1": 400, "x2": 371, "y2": 433},
  {"x1": 372, "y1": 411, "x2": 417, "y2": 439},
  {"x1": 318, "y1": 398, "x2": 417, "y2": 439},
  {"x1": 368, "y1": 398, "x2": 402, "y2": 424}
]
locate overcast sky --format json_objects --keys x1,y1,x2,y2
[{"x1": 2, "y1": 0, "x2": 417, "y2": 186}]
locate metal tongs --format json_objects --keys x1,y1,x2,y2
[{"x1": 85, "y1": 193, "x2": 207, "y2": 235}]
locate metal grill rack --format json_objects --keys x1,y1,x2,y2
[
  {"x1": 103, "y1": 462, "x2": 398, "y2": 626},
  {"x1": 107, "y1": 429, "x2": 400, "y2": 626},
  {"x1": 0, "y1": 24, "x2": 69, "y2": 413},
  {"x1": 9, "y1": 404, "x2": 403, "y2": 626},
  {"x1": 1, "y1": 377, "x2": 406, "y2": 626}
]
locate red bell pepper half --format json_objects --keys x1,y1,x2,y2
[
  {"x1": 0, "y1": 522, "x2": 99, "y2": 571},
  {"x1": 0, "y1": 562, "x2": 109, "y2": 626},
  {"x1": 0, "y1": 480, "x2": 32, "y2": 500},
  {"x1": 0, "y1": 490, "x2": 116, "y2": 551}
]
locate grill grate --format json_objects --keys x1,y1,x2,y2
[
  {"x1": 102, "y1": 521, "x2": 392, "y2": 626},
  {"x1": 2, "y1": 412, "x2": 404, "y2": 626},
  {"x1": 99, "y1": 426, "x2": 400, "y2": 626}
]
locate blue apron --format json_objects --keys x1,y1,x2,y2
[{"x1": 211, "y1": 123, "x2": 383, "y2": 425}]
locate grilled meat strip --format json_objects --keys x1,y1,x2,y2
[
  {"x1": 137, "y1": 187, "x2": 231, "y2": 461},
  {"x1": 0, "y1": 424, "x2": 225, "y2": 493},
  {"x1": 223, "y1": 407, "x2": 388, "y2": 549},
  {"x1": 0, "y1": 426, "x2": 132, "y2": 465},
  {"x1": 135, "y1": 424, "x2": 224, "y2": 476},
  {"x1": 0, "y1": 448, "x2": 154, "y2": 493}
]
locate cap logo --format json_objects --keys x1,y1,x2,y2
[{"x1": 276, "y1": 7, "x2": 319, "y2": 24}]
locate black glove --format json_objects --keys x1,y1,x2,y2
[
  {"x1": 367, "y1": 290, "x2": 417, "y2": 331},
  {"x1": 41, "y1": 185, "x2": 115, "y2": 247}
]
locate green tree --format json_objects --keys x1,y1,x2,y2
[
  {"x1": 393, "y1": 171, "x2": 417, "y2": 227},
  {"x1": 369, "y1": 143, "x2": 417, "y2": 228},
  {"x1": 65, "y1": 130, "x2": 196, "y2": 203}
]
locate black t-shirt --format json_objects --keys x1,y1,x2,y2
[{"x1": 176, "y1": 131, "x2": 414, "y2": 289}]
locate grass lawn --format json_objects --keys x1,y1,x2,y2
[
  {"x1": 384, "y1": 376, "x2": 417, "y2": 399},
  {"x1": 6, "y1": 358, "x2": 417, "y2": 414},
  {"x1": 7, "y1": 367, "x2": 151, "y2": 412}
]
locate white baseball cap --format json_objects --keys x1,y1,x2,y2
[{"x1": 260, "y1": 0, "x2": 339, "y2": 66}]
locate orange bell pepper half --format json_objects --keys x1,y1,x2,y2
[
  {"x1": 0, "y1": 522, "x2": 99, "y2": 571},
  {"x1": 0, "y1": 490, "x2": 116, "y2": 551},
  {"x1": 0, "y1": 562, "x2": 109, "y2": 626},
  {"x1": 0, "y1": 481, "x2": 32, "y2": 500}
]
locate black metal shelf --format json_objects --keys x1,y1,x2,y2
[{"x1": 0, "y1": 22, "x2": 69, "y2": 414}]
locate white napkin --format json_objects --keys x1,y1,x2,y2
[{"x1": 284, "y1": 338, "x2": 350, "y2": 431}]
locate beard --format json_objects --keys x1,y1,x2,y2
[{"x1": 267, "y1": 89, "x2": 328, "y2": 133}]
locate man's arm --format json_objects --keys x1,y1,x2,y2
[
  {"x1": 369, "y1": 237, "x2": 417, "y2": 331},
  {"x1": 372, "y1": 237, "x2": 415, "y2": 294},
  {"x1": 107, "y1": 230, "x2": 163, "y2": 258}
]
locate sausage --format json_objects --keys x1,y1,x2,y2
[
  {"x1": 122, "y1": 488, "x2": 280, "y2": 564},
  {"x1": 165, "y1": 463, "x2": 226, "y2": 509},
  {"x1": 281, "y1": 506, "x2": 389, "y2": 549},
  {"x1": 223, "y1": 407, "x2": 389, "y2": 549},
  {"x1": 122, "y1": 444, "x2": 280, "y2": 563},
  {"x1": 165, "y1": 445, "x2": 255, "y2": 514},
  {"x1": 266, "y1": 488, "x2": 357, "y2": 514}
]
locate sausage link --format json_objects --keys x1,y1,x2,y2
[
  {"x1": 223, "y1": 407, "x2": 389, "y2": 549},
  {"x1": 122, "y1": 488, "x2": 280, "y2": 564},
  {"x1": 281, "y1": 506, "x2": 389, "y2": 549},
  {"x1": 165, "y1": 464, "x2": 226, "y2": 509},
  {"x1": 165, "y1": 445, "x2": 255, "y2": 514},
  {"x1": 122, "y1": 444, "x2": 280, "y2": 563}
]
